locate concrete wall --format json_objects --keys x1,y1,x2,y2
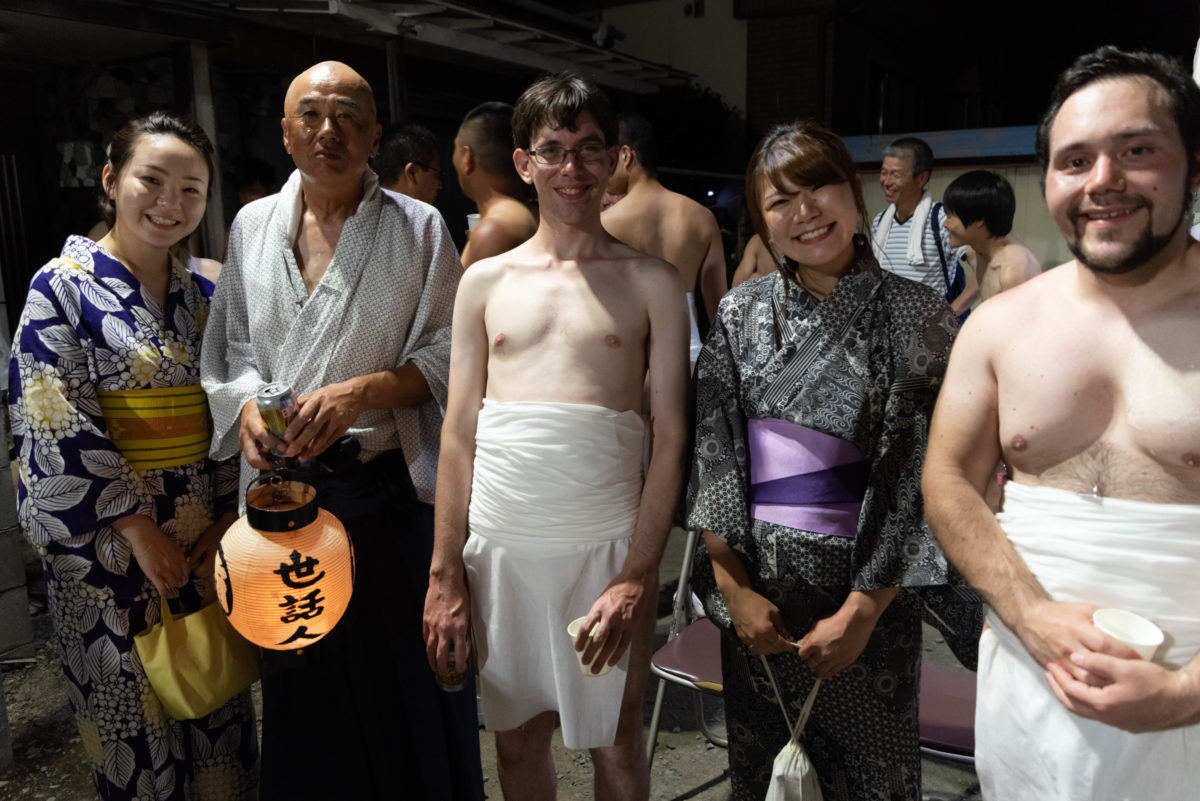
[
  {"x1": 860, "y1": 162, "x2": 1074, "y2": 273},
  {"x1": 602, "y1": 0, "x2": 747, "y2": 114}
]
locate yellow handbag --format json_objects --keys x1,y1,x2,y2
[{"x1": 134, "y1": 599, "x2": 260, "y2": 720}]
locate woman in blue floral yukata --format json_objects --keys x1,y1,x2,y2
[{"x1": 8, "y1": 112, "x2": 257, "y2": 800}]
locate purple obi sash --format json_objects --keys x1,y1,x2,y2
[{"x1": 747, "y1": 418, "x2": 868, "y2": 538}]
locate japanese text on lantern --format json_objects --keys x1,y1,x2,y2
[{"x1": 273, "y1": 549, "x2": 326, "y2": 645}]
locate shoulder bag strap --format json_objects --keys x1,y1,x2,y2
[
  {"x1": 931, "y1": 203, "x2": 953, "y2": 294},
  {"x1": 760, "y1": 655, "x2": 822, "y2": 742}
]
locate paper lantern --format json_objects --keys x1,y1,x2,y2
[{"x1": 214, "y1": 475, "x2": 355, "y2": 650}]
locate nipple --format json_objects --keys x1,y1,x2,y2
[
  {"x1": 493, "y1": 333, "x2": 507, "y2": 348},
  {"x1": 1184, "y1": 453, "x2": 1200, "y2": 468},
  {"x1": 605, "y1": 334, "x2": 622, "y2": 349},
  {"x1": 1010, "y1": 435, "x2": 1028, "y2": 452}
]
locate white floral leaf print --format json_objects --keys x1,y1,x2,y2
[
  {"x1": 95, "y1": 347, "x2": 125, "y2": 373},
  {"x1": 161, "y1": 362, "x2": 188, "y2": 386},
  {"x1": 21, "y1": 507, "x2": 72, "y2": 545},
  {"x1": 37, "y1": 324, "x2": 87, "y2": 363},
  {"x1": 102, "y1": 603, "x2": 128, "y2": 635},
  {"x1": 34, "y1": 441, "x2": 65, "y2": 476},
  {"x1": 86, "y1": 635, "x2": 122, "y2": 685},
  {"x1": 81, "y1": 449, "x2": 128, "y2": 479},
  {"x1": 32, "y1": 474, "x2": 89, "y2": 510},
  {"x1": 149, "y1": 729, "x2": 168, "y2": 768},
  {"x1": 106, "y1": 276, "x2": 136, "y2": 298},
  {"x1": 174, "y1": 306, "x2": 197, "y2": 342},
  {"x1": 49, "y1": 272, "x2": 81, "y2": 313},
  {"x1": 208, "y1": 701, "x2": 235, "y2": 728},
  {"x1": 168, "y1": 728, "x2": 185, "y2": 760},
  {"x1": 137, "y1": 769, "x2": 157, "y2": 801},
  {"x1": 132, "y1": 304, "x2": 158, "y2": 331},
  {"x1": 155, "y1": 763, "x2": 176, "y2": 800},
  {"x1": 79, "y1": 603, "x2": 100, "y2": 633},
  {"x1": 103, "y1": 738, "x2": 136, "y2": 788},
  {"x1": 80, "y1": 280, "x2": 123, "y2": 313},
  {"x1": 101, "y1": 315, "x2": 136, "y2": 350},
  {"x1": 216, "y1": 720, "x2": 243, "y2": 753},
  {"x1": 23, "y1": 289, "x2": 58, "y2": 321},
  {"x1": 96, "y1": 481, "x2": 138, "y2": 519},
  {"x1": 65, "y1": 678, "x2": 86, "y2": 712},
  {"x1": 192, "y1": 729, "x2": 214, "y2": 761},
  {"x1": 64, "y1": 639, "x2": 87, "y2": 685},
  {"x1": 9, "y1": 409, "x2": 25, "y2": 437},
  {"x1": 49, "y1": 553, "x2": 92, "y2": 581},
  {"x1": 95, "y1": 527, "x2": 131, "y2": 574}
]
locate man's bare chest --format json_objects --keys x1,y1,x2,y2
[{"x1": 996, "y1": 318, "x2": 1200, "y2": 493}]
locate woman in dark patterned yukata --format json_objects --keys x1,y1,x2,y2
[
  {"x1": 8, "y1": 112, "x2": 257, "y2": 800},
  {"x1": 686, "y1": 121, "x2": 980, "y2": 800}
]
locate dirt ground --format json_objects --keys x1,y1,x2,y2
[{"x1": 2, "y1": 530, "x2": 980, "y2": 800}]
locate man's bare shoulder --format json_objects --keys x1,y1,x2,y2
[{"x1": 959, "y1": 262, "x2": 1067, "y2": 344}]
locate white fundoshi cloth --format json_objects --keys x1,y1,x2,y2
[
  {"x1": 463, "y1": 399, "x2": 644, "y2": 749},
  {"x1": 871, "y1": 191, "x2": 934, "y2": 268},
  {"x1": 976, "y1": 482, "x2": 1200, "y2": 801},
  {"x1": 685, "y1": 291, "x2": 703, "y2": 363}
]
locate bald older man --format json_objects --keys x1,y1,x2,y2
[{"x1": 201, "y1": 61, "x2": 482, "y2": 800}]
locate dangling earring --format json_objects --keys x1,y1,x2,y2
[{"x1": 852, "y1": 232, "x2": 867, "y2": 250}]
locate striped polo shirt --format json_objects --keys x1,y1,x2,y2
[{"x1": 871, "y1": 203, "x2": 964, "y2": 295}]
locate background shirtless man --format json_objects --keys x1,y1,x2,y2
[
  {"x1": 941, "y1": 169, "x2": 1041, "y2": 301},
  {"x1": 923, "y1": 47, "x2": 1200, "y2": 800},
  {"x1": 452, "y1": 101, "x2": 538, "y2": 268},
  {"x1": 602, "y1": 113, "x2": 727, "y2": 363},
  {"x1": 424, "y1": 73, "x2": 688, "y2": 801}
]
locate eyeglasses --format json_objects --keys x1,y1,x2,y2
[{"x1": 526, "y1": 143, "x2": 608, "y2": 165}]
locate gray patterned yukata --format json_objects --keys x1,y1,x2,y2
[
  {"x1": 687, "y1": 250, "x2": 980, "y2": 800},
  {"x1": 200, "y1": 170, "x2": 483, "y2": 800}
]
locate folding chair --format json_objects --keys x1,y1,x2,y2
[
  {"x1": 918, "y1": 661, "x2": 976, "y2": 764},
  {"x1": 646, "y1": 528, "x2": 728, "y2": 767}
]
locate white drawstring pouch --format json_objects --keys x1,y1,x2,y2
[{"x1": 760, "y1": 656, "x2": 824, "y2": 801}]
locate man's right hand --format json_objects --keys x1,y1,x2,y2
[
  {"x1": 724, "y1": 584, "x2": 794, "y2": 657},
  {"x1": 1014, "y1": 598, "x2": 1138, "y2": 680},
  {"x1": 238, "y1": 397, "x2": 286, "y2": 470},
  {"x1": 423, "y1": 573, "x2": 471, "y2": 675}
]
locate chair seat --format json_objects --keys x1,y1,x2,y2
[
  {"x1": 650, "y1": 617, "x2": 724, "y2": 694},
  {"x1": 919, "y1": 662, "x2": 976, "y2": 758}
]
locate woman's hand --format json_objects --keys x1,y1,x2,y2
[
  {"x1": 796, "y1": 588, "x2": 898, "y2": 679},
  {"x1": 703, "y1": 530, "x2": 794, "y2": 655},
  {"x1": 796, "y1": 609, "x2": 875, "y2": 678},
  {"x1": 116, "y1": 514, "x2": 190, "y2": 599},
  {"x1": 187, "y1": 512, "x2": 238, "y2": 580},
  {"x1": 726, "y1": 585, "x2": 794, "y2": 655}
]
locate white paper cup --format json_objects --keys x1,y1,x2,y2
[
  {"x1": 466, "y1": 212, "x2": 481, "y2": 232},
  {"x1": 1092, "y1": 608, "x2": 1164, "y2": 660},
  {"x1": 567, "y1": 616, "x2": 613, "y2": 677}
]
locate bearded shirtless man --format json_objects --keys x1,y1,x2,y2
[
  {"x1": 923, "y1": 47, "x2": 1200, "y2": 801},
  {"x1": 424, "y1": 73, "x2": 688, "y2": 801}
]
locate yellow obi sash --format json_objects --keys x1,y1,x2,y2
[{"x1": 98, "y1": 384, "x2": 212, "y2": 471}]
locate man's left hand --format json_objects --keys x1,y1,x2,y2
[
  {"x1": 285, "y1": 380, "x2": 364, "y2": 461},
  {"x1": 576, "y1": 571, "x2": 654, "y2": 675},
  {"x1": 1045, "y1": 651, "x2": 1200, "y2": 732}
]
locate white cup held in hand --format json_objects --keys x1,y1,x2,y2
[
  {"x1": 1092, "y1": 608, "x2": 1164, "y2": 660},
  {"x1": 466, "y1": 212, "x2": 481, "y2": 232},
  {"x1": 567, "y1": 616, "x2": 614, "y2": 677}
]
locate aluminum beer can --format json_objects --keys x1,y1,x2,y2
[{"x1": 256, "y1": 382, "x2": 295, "y2": 457}]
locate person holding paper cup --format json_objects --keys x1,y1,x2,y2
[{"x1": 924, "y1": 46, "x2": 1200, "y2": 801}]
